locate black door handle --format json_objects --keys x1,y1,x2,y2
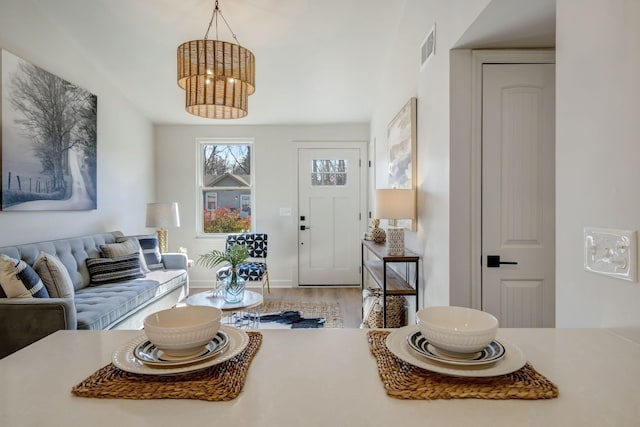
[
  {"x1": 300, "y1": 225, "x2": 311, "y2": 231},
  {"x1": 487, "y1": 255, "x2": 518, "y2": 268}
]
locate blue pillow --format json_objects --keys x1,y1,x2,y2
[
  {"x1": 0, "y1": 255, "x2": 49, "y2": 298},
  {"x1": 120, "y1": 234, "x2": 163, "y2": 270}
]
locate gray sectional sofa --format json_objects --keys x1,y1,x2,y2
[{"x1": 0, "y1": 231, "x2": 189, "y2": 358}]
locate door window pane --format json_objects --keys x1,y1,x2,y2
[{"x1": 310, "y1": 159, "x2": 347, "y2": 186}]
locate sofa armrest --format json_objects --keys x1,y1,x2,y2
[
  {"x1": 162, "y1": 252, "x2": 188, "y2": 270},
  {"x1": 0, "y1": 298, "x2": 77, "y2": 358}
]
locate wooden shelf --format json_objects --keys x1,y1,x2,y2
[
  {"x1": 361, "y1": 239, "x2": 420, "y2": 327},
  {"x1": 363, "y1": 260, "x2": 416, "y2": 295},
  {"x1": 361, "y1": 239, "x2": 419, "y2": 262}
]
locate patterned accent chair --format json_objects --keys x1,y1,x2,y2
[{"x1": 216, "y1": 233, "x2": 270, "y2": 294}]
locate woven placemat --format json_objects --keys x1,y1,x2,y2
[
  {"x1": 72, "y1": 331, "x2": 262, "y2": 401},
  {"x1": 367, "y1": 330, "x2": 558, "y2": 400}
]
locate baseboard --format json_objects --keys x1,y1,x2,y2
[{"x1": 298, "y1": 284, "x2": 360, "y2": 288}]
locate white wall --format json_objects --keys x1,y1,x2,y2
[
  {"x1": 449, "y1": 49, "x2": 474, "y2": 308},
  {"x1": 0, "y1": 0, "x2": 155, "y2": 245},
  {"x1": 154, "y1": 124, "x2": 369, "y2": 287},
  {"x1": 369, "y1": 0, "x2": 490, "y2": 308},
  {"x1": 555, "y1": 0, "x2": 640, "y2": 333},
  {"x1": 387, "y1": 0, "x2": 640, "y2": 335}
]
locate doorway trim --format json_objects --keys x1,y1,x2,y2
[
  {"x1": 293, "y1": 140, "x2": 368, "y2": 287},
  {"x1": 470, "y1": 50, "x2": 555, "y2": 309}
]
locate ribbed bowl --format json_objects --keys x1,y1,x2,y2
[
  {"x1": 416, "y1": 306, "x2": 498, "y2": 354},
  {"x1": 143, "y1": 306, "x2": 222, "y2": 357}
]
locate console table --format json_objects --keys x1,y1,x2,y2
[{"x1": 361, "y1": 239, "x2": 420, "y2": 327}]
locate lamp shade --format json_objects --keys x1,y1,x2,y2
[
  {"x1": 146, "y1": 203, "x2": 181, "y2": 228},
  {"x1": 177, "y1": 39, "x2": 255, "y2": 119},
  {"x1": 176, "y1": 1, "x2": 256, "y2": 120},
  {"x1": 375, "y1": 189, "x2": 415, "y2": 220}
]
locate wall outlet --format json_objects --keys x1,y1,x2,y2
[{"x1": 584, "y1": 227, "x2": 637, "y2": 282}]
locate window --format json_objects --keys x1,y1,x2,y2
[
  {"x1": 310, "y1": 159, "x2": 348, "y2": 186},
  {"x1": 205, "y1": 192, "x2": 218, "y2": 211},
  {"x1": 199, "y1": 141, "x2": 253, "y2": 235}
]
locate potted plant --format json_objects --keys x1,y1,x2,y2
[{"x1": 196, "y1": 244, "x2": 249, "y2": 303}]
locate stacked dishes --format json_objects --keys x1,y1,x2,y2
[
  {"x1": 386, "y1": 306, "x2": 527, "y2": 377},
  {"x1": 112, "y1": 306, "x2": 249, "y2": 375}
]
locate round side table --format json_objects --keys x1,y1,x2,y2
[{"x1": 185, "y1": 290, "x2": 262, "y2": 329}]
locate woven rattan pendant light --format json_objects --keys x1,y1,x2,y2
[{"x1": 177, "y1": 0, "x2": 255, "y2": 119}]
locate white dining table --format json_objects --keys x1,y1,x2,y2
[{"x1": 1, "y1": 327, "x2": 639, "y2": 427}]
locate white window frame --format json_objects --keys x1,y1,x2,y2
[{"x1": 196, "y1": 138, "x2": 255, "y2": 237}]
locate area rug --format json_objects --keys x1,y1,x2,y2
[{"x1": 257, "y1": 300, "x2": 343, "y2": 329}]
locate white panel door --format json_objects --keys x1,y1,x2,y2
[
  {"x1": 298, "y1": 148, "x2": 361, "y2": 285},
  {"x1": 482, "y1": 63, "x2": 555, "y2": 327}
]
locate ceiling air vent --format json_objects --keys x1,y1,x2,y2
[{"x1": 420, "y1": 23, "x2": 436, "y2": 70}]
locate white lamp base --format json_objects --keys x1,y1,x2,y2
[{"x1": 387, "y1": 227, "x2": 404, "y2": 256}]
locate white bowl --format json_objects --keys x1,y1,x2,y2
[
  {"x1": 143, "y1": 306, "x2": 222, "y2": 357},
  {"x1": 416, "y1": 306, "x2": 498, "y2": 354}
]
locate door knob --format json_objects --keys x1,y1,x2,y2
[
  {"x1": 300, "y1": 225, "x2": 311, "y2": 231},
  {"x1": 487, "y1": 255, "x2": 518, "y2": 268}
]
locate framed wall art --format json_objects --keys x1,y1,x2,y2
[
  {"x1": 387, "y1": 97, "x2": 416, "y2": 190},
  {"x1": 387, "y1": 97, "x2": 417, "y2": 230},
  {"x1": 1, "y1": 49, "x2": 97, "y2": 211}
]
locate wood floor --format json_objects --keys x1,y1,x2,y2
[{"x1": 190, "y1": 286, "x2": 363, "y2": 328}]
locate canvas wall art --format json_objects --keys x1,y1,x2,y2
[
  {"x1": 387, "y1": 97, "x2": 416, "y2": 190},
  {"x1": 387, "y1": 97, "x2": 417, "y2": 231},
  {"x1": 1, "y1": 50, "x2": 97, "y2": 211}
]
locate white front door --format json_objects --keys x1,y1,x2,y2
[
  {"x1": 298, "y1": 148, "x2": 362, "y2": 285},
  {"x1": 481, "y1": 63, "x2": 556, "y2": 327}
]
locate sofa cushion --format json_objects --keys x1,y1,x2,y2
[
  {"x1": 0, "y1": 232, "x2": 123, "y2": 292},
  {"x1": 86, "y1": 253, "x2": 144, "y2": 285},
  {"x1": 0, "y1": 255, "x2": 49, "y2": 298},
  {"x1": 33, "y1": 252, "x2": 74, "y2": 298},
  {"x1": 74, "y1": 269, "x2": 188, "y2": 329},
  {"x1": 120, "y1": 234, "x2": 163, "y2": 270},
  {"x1": 104, "y1": 238, "x2": 150, "y2": 274}
]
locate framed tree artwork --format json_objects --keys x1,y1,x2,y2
[{"x1": 0, "y1": 50, "x2": 97, "y2": 211}]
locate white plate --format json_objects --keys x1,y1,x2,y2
[
  {"x1": 133, "y1": 330, "x2": 230, "y2": 367},
  {"x1": 386, "y1": 325, "x2": 527, "y2": 377},
  {"x1": 112, "y1": 325, "x2": 249, "y2": 375},
  {"x1": 406, "y1": 330, "x2": 505, "y2": 366}
]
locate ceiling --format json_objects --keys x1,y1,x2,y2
[
  {"x1": 455, "y1": 0, "x2": 555, "y2": 49},
  {"x1": 32, "y1": 0, "x2": 406, "y2": 125}
]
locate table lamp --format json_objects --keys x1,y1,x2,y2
[
  {"x1": 375, "y1": 189, "x2": 415, "y2": 255},
  {"x1": 146, "y1": 202, "x2": 180, "y2": 253}
]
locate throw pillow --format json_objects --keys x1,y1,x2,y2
[
  {"x1": 33, "y1": 252, "x2": 75, "y2": 298},
  {"x1": 86, "y1": 253, "x2": 144, "y2": 285},
  {"x1": 0, "y1": 255, "x2": 49, "y2": 298},
  {"x1": 104, "y1": 238, "x2": 150, "y2": 274},
  {"x1": 120, "y1": 234, "x2": 163, "y2": 270}
]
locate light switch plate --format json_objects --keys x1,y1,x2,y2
[{"x1": 584, "y1": 227, "x2": 637, "y2": 282}]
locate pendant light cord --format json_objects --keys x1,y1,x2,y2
[{"x1": 204, "y1": 0, "x2": 242, "y2": 46}]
